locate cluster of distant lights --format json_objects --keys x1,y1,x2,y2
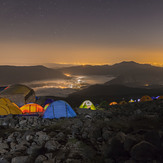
[{"x1": 32, "y1": 73, "x2": 85, "y2": 90}]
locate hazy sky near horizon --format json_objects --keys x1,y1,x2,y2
[{"x1": 0, "y1": 0, "x2": 163, "y2": 66}]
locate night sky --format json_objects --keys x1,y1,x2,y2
[{"x1": 0, "y1": 0, "x2": 163, "y2": 66}]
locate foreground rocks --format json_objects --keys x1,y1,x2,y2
[{"x1": 0, "y1": 100, "x2": 163, "y2": 162}]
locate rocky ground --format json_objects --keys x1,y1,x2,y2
[{"x1": 1, "y1": 100, "x2": 163, "y2": 163}]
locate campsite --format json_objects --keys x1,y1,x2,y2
[
  {"x1": 0, "y1": 83, "x2": 163, "y2": 162},
  {"x1": 1, "y1": 0, "x2": 163, "y2": 162}
]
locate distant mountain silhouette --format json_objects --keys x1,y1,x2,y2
[
  {"x1": 0, "y1": 65, "x2": 67, "y2": 85},
  {"x1": 67, "y1": 84, "x2": 163, "y2": 106},
  {"x1": 59, "y1": 61, "x2": 163, "y2": 86}
]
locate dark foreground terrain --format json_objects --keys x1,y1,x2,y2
[{"x1": 1, "y1": 100, "x2": 163, "y2": 163}]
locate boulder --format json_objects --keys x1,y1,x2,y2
[
  {"x1": 0, "y1": 142, "x2": 9, "y2": 154},
  {"x1": 124, "y1": 135, "x2": 138, "y2": 152},
  {"x1": 11, "y1": 156, "x2": 31, "y2": 163},
  {"x1": 144, "y1": 131, "x2": 161, "y2": 148},
  {"x1": 35, "y1": 155, "x2": 47, "y2": 163},
  {"x1": 45, "y1": 140, "x2": 61, "y2": 152},
  {"x1": 27, "y1": 145, "x2": 43, "y2": 156},
  {"x1": 130, "y1": 141, "x2": 158, "y2": 161}
]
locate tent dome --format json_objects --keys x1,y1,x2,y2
[
  {"x1": 109, "y1": 102, "x2": 118, "y2": 105},
  {"x1": 0, "y1": 84, "x2": 36, "y2": 107},
  {"x1": 119, "y1": 101, "x2": 127, "y2": 105},
  {"x1": 140, "y1": 95, "x2": 152, "y2": 102},
  {"x1": 0, "y1": 97, "x2": 22, "y2": 115},
  {"x1": 20, "y1": 103, "x2": 44, "y2": 114},
  {"x1": 79, "y1": 100, "x2": 96, "y2": 110},
  {"x1": 43, "y1": 100, "x2": 76, "y2": 119}
]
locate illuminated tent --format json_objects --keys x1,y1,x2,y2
[
  {"x1": 0, "y1": 84, "x2": 36, "y2": 107},
  {"x1": 43, "y1": 100, "x2": 77, "y2": 119},
  {"x1": 0, "y1": 97, "x2": 22, "y2": 115},
  {"x1": 109, "y1": 102, "x2": 118, "y2": 105},
  {"x1": 140, "y1": 95, "x2": 152, "y2": 102},
  {"x1": 157, "y1": 96, "x2": 163, "y2": 100},
  {"x1": 79, "y1": 100, "x2": 96, "y2": 110},
  {"x1": 44, "y1": 103, "x2": 50, "y2": 110},
  {"x1": 129, "y1": 99, "x2": 135, "y2": 103},
  {"x1": 119, "y1": 101, "x2": 127, "y2": 105},
  {"x1": 20, "y1": 103, "x2": 44, "y2": 114}
]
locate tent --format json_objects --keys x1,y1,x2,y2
[
  {"x1": 140, "y1": 95, "x2": 152, "y2": 102},
  {"x1": 129, "y1": 99, "x2": 135, "y2": 103},
  {"x1": 0, "y1": 84, "x2": 36, "y2": 107},
  {"x1": 109, "y1": 102, "x2": 118, "y2": 106},
  {"x1": 0, "y1": 97, "x2": 22, "y2": 115},
  {"x1": 79, "y1": 100, "x2": 96, "y2": 110},
  {"x1": 157, "y1": 96, "x2": 163, "y2": 100},
  {"x1": 20, "y1": 103, "x2": 44, "y2": 114},
  {"x1": 44, "y1": 103, "x2": 50, "y2": 110},
  {"x1": 119, "y1": 101, "x2": 127, "y2": 105},
  {"x1": 43, "y1": 100, "x2": 77, "y2": 119}
]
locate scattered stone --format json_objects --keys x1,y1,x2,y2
[{"x1": 131, "y1": 141, "x2": 158, "y2": 161}]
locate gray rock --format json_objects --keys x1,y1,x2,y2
[
  {"x1": 35, "y1": 131, "x2": 50, "y2": 143},
  {"x1": 124, "y1": 135, "x2": 137, "y2": 152},
  {"x1": 144, "y1": 131, "x2": 161, "y2": 148},
  {"x1": 102, "y1": 134, "x2": 127, "y2": 159},
  {"x1": 26, "y1": 135, "x2": 34, "y2": 142},
  {"x1": 55, "y1": 132, "x2": 66, "y2": 143},
  {"x1": 35, "y1": 155, "x2": 47, "y2": 163},
  {"x1": 45, "y1": 140, "x2": 61, "y2": 152},
  {"x1": 19, "y1": 120, "x2": 27, "y2": 125},
  {"x1": 0, "y1": 158, "x2": 10, "y2": 163},
  {"x1": 102, "y1": 131, "x2": 111, "y2": 141},
  {"x1": 130, "y1": 141, "x2": 158, "y2": 161},
  {"x1": 27, "y1": 145, "x2": 43, "y2": 156},
  {"x1": 11, "y1": 156, "x2": 31, "y2": 163},
  {"x1": 0, "y1": 142, "x2": 9, "y2": 154}
]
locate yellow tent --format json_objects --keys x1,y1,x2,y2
[
  {"x1": 0, "y1": 98, "x2": 22, "y2": 115},
  {"x1": 119, "y1": 101, "x2": 127, "y2": 105},
  {"x1": 20, "y1": 103, "x2": 44, "y2": 114},
  {"x1": 79, "y1": 100, "x2": 96, "y2": 110},
  {"x1": 140, "y1": 95, "x2": 152, "y2": 102},
  {"x1": 129, "y1": 99, "x2": 135, "y2": 103},
  {"x1": 109, "y1": 102, "x2": 118, "y2": 105}
]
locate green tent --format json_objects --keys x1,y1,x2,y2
[{"x1": 79, "y1": 100, "x2": 96, "y2": 110}]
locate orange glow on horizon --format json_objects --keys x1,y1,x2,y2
[{"x1": 0, "y1": 41, "x2": 163, "y2": 67}]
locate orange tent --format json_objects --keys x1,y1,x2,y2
[
  {"x1": 20, "y1": 103, "x2": 44, "y2": 114},
  {"x1": 140, "y1": 95, "x2": 152, "y2": 102},
  {"x1": 157, "y1": 96, "x2": 163, "y2": 100},
  {"x1": 109, "y1": 102, "x2": 118, "y2": 105},
  {"x1": 119, "y1": 101, "x2": 127, "y2": 105}
]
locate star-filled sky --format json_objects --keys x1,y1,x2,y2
[{"x1": 0, "y1": 0, "x2": 163, "y2": 66}]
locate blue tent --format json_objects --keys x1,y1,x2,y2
[{"x1": 43, "y1": 100, "x2": 77, "y2": 119}]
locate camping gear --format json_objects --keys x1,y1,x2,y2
[
  {"x1": 0, "y1": 84, "x2": 36, "y2": 107},
  {"x1": 109, "y1": 102, "x2": 118, "y2": 105},
  {"x1": 0, "y1": 97, "x2": 22, "y2": 115},
  {"x1": 140, "y1": 95, "x2": 152, "y2": 102},
  {"x1": 79, "y1": 100, "x2": 96, "y2": 110},
  {"x1": 157, "y1": 96, "x2": 163, "y2": 100},
  {"x1": 20, "y1": 103, "x2": 44, "y2": 114},
  {"x1": 119, "y1": 101, "x2": 127, "y2": 105},
  {"x1": 43, "y1": 100, "x2": 76, "y2": 119},
  {"x1": 44, "y1": 103, "x2": 50, "y2": 110}
]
